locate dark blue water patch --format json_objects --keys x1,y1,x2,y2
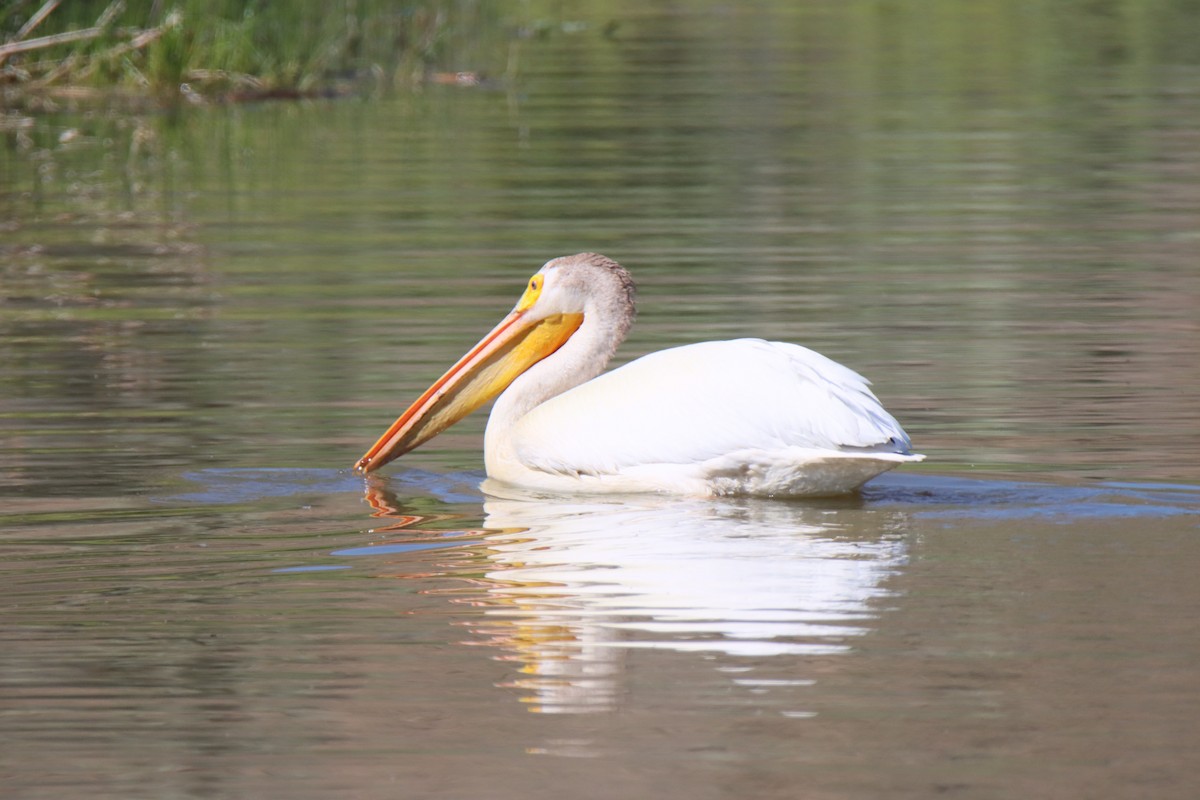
[
  {"x1": 158, "y1": 467, "x2": 1200, "y2": 524},
  {"x1": 1099, "y1": 481, "x2": 1200, "y2": 492},
  {"x1": 164, "y1": 468, "x2": 360, "y2": 504},
  {"x1": 162, "y1": 467, "x2": 486, "y2": 506},
  {"x1": 867, "y1": 473, "x2": 1200, "y2": 522},
  {"x1": 332, "y1": 539, "x2": 484, "y2": 557},
  {"x1": 273, "y1": 564, "x2": 354, "y2": 573}
]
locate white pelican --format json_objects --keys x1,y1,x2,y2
[{"x1": 355, "y1": 253, "x2": 923, "y2": 496}]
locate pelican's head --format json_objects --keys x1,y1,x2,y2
[{"x1": 354, "y1": 253, "x2": 635, "y2": 474}]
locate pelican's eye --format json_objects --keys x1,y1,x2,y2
[{"x1": 516, "y1": 273, "x2": 544, "y2": 312}]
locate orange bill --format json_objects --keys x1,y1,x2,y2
[{"x1": 354, "y1": 308, "x2": 583, "y2": 473}]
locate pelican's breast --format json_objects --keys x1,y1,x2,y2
[{"x1": 507, "y1": 338, "x2": 916, "y2": 485}]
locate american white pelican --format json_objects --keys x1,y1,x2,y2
[{"x1": 355, "y1": 253, "x2": 923, "y2": 496}]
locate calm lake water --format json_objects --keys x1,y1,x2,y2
[{"x1": 3, "y1": 3, "x2": 1200, "y2": 798}]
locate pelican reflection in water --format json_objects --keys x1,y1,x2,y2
[
  {"x1": 356, "y1": 253, "x2": 922, "y2": 496},
  {"x1": 362, "y1": 481, "x2": 910, "y2": 715}
]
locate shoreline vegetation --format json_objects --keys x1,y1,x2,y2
[{"x1": 1, "y1": 0, "x2": 486, "y2": 111}]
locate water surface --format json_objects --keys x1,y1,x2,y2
[{"x1": 3, "y1": 2, "x2": 1200, "y2": 798}]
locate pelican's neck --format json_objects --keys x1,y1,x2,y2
[{"x1": 485, "y1": 292, "x2": 631, "y2": 468}]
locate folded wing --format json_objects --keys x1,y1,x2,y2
[{"x1": 512, "y1": 338, "x2": 915, "y2": 477}]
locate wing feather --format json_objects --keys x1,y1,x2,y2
[{"x1": 511, "y1": 339, "x2": 913, "y2": 476}]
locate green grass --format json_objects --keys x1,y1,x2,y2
[{"x1": 0, "y1": 0, "x2": 465, "y2": 103}]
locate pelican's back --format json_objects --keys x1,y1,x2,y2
[{"x1": 511, "y1": 338, "x2": 917, "y2": 483}]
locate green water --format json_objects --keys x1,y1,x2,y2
[{"x1": 3, "y1": 3, "x2": 1200, "y2": 798}]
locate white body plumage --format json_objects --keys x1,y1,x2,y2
[{"x1": 487, "y1": 338, "x2": 920, "y2": 496}]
